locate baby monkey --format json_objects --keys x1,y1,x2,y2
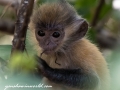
[{"x1": 29, "y1": 0, "x2": 110, "y2": 90}]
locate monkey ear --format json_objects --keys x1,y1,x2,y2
[{"x1": 71, "y1": 19, "x2": 88, "y2": 40}]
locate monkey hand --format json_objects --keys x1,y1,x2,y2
[
  {"x1": 35, "y1": 55, "x2": 99, "y2": 89},
  {"x1": 35, "y1": 56, "x2": 50, "y2": 76}
]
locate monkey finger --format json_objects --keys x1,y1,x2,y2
[{"x1": 35, "y1": 55, "x2": 49, "y2": 70}]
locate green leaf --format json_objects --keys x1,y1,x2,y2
[
  {"x1": 0, "y1": 45, "x2": 12, "y2": 60},
  {"x1": 87, "y1": 28, "x2": 97, "y2": 44},
  {"x1": 99, "y1": 2, "x2": 112, "y2": 20},
  {"x1": 74, "y1": 0, "x2": 97, "y2": 21},
  {"x1": 9, "y1": 52, "x2": 37, "y2": 73}
]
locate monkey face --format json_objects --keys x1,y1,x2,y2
[{"x1": 35, "y1": 27, "x2": 65, "y2": 54}]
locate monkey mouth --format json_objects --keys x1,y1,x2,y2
[
  {"x1": 40, "y1": 45, "x2": 57, "y2": 55},
  {"x1": 43, "y1": 49, "x2": 55, "y2": 55},
  {"x1": 45, "y1": 50, "x2": 52, "y2": 54}
]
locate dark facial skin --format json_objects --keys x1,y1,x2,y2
[{"x1": 35, "y1": 25, "x2": 65, "y2": 54}]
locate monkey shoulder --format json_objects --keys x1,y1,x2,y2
[{"x1": 69, "y1": 38, "x2": 108, "y2": 71}]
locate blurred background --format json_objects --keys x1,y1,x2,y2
[{"x1": 0, "y1": 0, "x2": 120, "y2": 90}]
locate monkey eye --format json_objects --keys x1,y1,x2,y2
[
  {"x1": 52, "y1": 32, "x2": 60, "y2": 38},
  {"x1": 38, "y1": 30, "x2": 45, "y2": 37}
]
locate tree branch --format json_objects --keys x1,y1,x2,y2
[
  {"x1": 11, "y1": 0, "x2": 34, "y2": 53},
  {"x1": 91, "y1": 0, "x2": 105, "y2": 27}
]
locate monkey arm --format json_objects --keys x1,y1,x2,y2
[{"x1": 36, "y1": 56, "x2": 99, "y2": 89}]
